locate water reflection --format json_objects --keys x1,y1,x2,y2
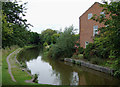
[
  {"x1": 18, "y1": 47, "x2": 40, "y2": 62},
  {"x1": 19, "y1": 47, "x2": 120, "y2": 85},
  {"x1": 27, "y1": 56, "x2": 60, "y2": 85}
]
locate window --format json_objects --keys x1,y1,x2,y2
[
  {"x1": 85, "y1": 41, "x2": 89, "y2": 48},
  {"x1": 100, "y1": 12, "x2": 105, "y2": 17},
  {"x1": 100, "y1": 12, "x2": 104, "y2": 15},
  {"x1": 93, "y1": 25, "x2": 98, "y2": 36},
  {"x1": 88, "y1": 13, "x2": 92, "y2": 19}
]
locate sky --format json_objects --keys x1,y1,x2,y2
[{"x1": 21, "y1": 0, "x2": 106, "y2": 34}]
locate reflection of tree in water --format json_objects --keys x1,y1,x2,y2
[
  {"x1": 18, "y1": 47, "x2": 41, "y2": 62},
  {"x1": 42, "y1": 56, "x2": 120, "y2": 85},
  {"x1": 48, "y1": 60, "x2": 74, "y2": 85},
  {"x1": 18, "y1": 47, "x2": 120, "y2": 85},
  {"x1": 42, "y1": 57, "x2": 83, "y2": 85},
  {"x1": 81, "y1": 66, "x2": 120, "y2": 85}
]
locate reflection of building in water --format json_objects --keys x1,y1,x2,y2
[
  {"x1": 71, "y1": 71, "x2": 87, "y2": 85},
  {"x1": 71, "y1": 72, "x2": 79, "y2": 85}
]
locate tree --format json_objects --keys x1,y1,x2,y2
[
  {"x1": 2, "y1": 1, "x2": 35, "y2": 48},
  {"x1": 41, "y1": 29, "x2": 57, "y2": 45},
  {"x1": 92, "y1": 1, "x2": 120, "y2": 77},
  {"x1": 2, "y1": 1, "x2": 31, "y2": 28},
  {"x1": 51, "y1": 33, "x2": 60, "y2": 44},
  {"x1": 28, "y1": 32, "x2": 40, "y2": 45},
  {"x1": 2, "y1": 13, "x2": 13, "y2": 48},
  {"x1": 48, "y1": 25, "x2": 76, "y2": 59}
]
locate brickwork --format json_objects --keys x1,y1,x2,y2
[{"x1": 79, "y1": 2, "x2": 105, "y2": 48}]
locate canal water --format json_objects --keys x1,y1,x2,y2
[{"x1": 18, "y1": 47, "x2": 120, "y2": 85}]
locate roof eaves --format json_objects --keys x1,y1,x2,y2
[{"x1": 79, "y1": 2, "x2": 102, "y2": 18}]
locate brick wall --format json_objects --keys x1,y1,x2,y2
[{"x1": 79, "y1": 2, "x2": 105, "y2": 48}]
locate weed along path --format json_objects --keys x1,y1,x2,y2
[{"x1": 6, "y1": 49, "x2": 17, "y2": 82}]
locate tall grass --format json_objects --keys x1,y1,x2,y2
[{"x1": 2, "y1": 45, "x2": 19, "y2": 55}]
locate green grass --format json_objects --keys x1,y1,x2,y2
[
  {"x1": 2, "y1": 45, "x2": 78, "y2": 87},
  {"x1": 2, "y1": 46, "x2": 46, "y2": 85},
  {"x1": 2, "y1": 46, "x2": 19, "y2": 85},
  {"x1": 9, "y1": 48, "x2": 32, "y2": 85}
]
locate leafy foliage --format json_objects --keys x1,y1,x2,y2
[
  {"x1": 2, "y1": 14, "x2": 13, "y2": 48},
  {"x1": 48, "y1": 25, "x2": 76, "y2": 59},
  {"x1": 91, "y1": 1, "x2": 120, "y2": 77},
  {"x1": 2, "y1": 1, "x2": 31, "y2": 27},
  {"x1": 2, "y1": 1, "x2": 40, "y2": 48},
  {"x1": 41, "y1": 29, "x2": 59, "y2": 45},
  {"x1": 83, "y1": 43, "x2": 96, "y2": 60}
]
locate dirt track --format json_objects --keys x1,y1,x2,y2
[
  {"x1": 6, "y1": 50, "x2": 17, "y2": 82},
  {"x1": 6, "y1": 48, "x2": 34, "y2": 83}
]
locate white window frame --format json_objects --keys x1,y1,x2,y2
[
  {"x1": 100, "y1": 12, "x2": 105, "y2": 17},
  {"x1": 88, "y1": 13, "x2": 92, "y2": 19},
  {"x1": 85, "y1": 41, "x2": 89, "y2": 48},
  {"x1": 93, "y1": 25, "x2": 98, "y2": 36},
  {"x1": 100, "y1": 12, "x2": 104, "y2": 15}
]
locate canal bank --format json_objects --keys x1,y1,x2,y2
[
  {"x1": 64, "y1": 58, "x2": 114, "y2": 75},
  {"x1": 17, "y1": 46, "x2": 120, "y2": 85},
  {"x1": 16, "y1": 46, "x2": 43, "y2": 83},
  {"x1": 2, "y1": 46, "x2": 47, "y2": 85}
]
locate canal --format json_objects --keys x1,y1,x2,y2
[{"x1": 18, "y1": 47, "x2": 120, "y2": 85}]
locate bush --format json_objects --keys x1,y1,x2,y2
[
  {"x1": 47, "y1": 25, "x2": 76, "y2": 59},
  {"x1": 33, "y1": 74, "x2": 38, "y2": 83},
  {"x1": 72, "y1": 54, "x2": 78, "y2": 59},
  {"x1": 72, "y1": 54, "x2": 83, "y2": 59},
  {"x1": 90, "y1": 57, "x2": 104, "y2": 65},
  {"x1": 83, "y1": 43, "x2": 96, "y2": 59},
  {"x1": 43, "y1": 42, "x2": 48, "y2": 47},
  {"x1": 72, "y1": 60, "x2": 76, "y2": 64},
  {"x1": 78, "y1": 54, "x2": 83, "y2": 59},
  {"x1": 78, "y1": 47, "x2": 84, "y2": 54},
  {"x1": 95, "y1": 47, "x2": 110, "y2": 59},
  {"x1": 76, "y1": 61, "x2": 81, "y2": 65}
]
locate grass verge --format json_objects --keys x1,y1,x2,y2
[
  {"x1": 2, "y1": 45, "x2": 74, "y2": 87},
  {"x1": 2, "y1": 45, "x2": 49, "y2": 86}
]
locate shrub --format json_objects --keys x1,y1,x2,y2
[
  {"x1": 21, "y1": 62, "x2": 27, "y2": 68},
  {"x1": 78, "y1": 54, "x2": 83, "y2": 59},
  {"x1": 75, "y1": 61, "x2": 81, "y2": 65},
  {"x1": 90, "y1": 57, "x2": 104, "y2": 65},
  {"x1": 33, "y1": 74, "x2": 38, "y2": 83},
  {"x1": 47, "y1": 25, "x2": 76, "y2": 59},
  {"x1": 72, "y1": 60, "x2": 76, "y2": 64},
  {"x1": 72, "y1": 54, "x2": 78, "y2": 59},
  {"x1": 78, "y1": 47, "x2": 84, "y2": 54},
  {"x1": 83, "y1": 43, "x2": 96, "y2": 59},
  {"x1": 43, "y1": 42, "x2": 48, "y2": 47}
]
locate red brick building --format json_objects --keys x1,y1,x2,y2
[{"x1": 79, "y1": 2, "x2": 105, "y2": 48}]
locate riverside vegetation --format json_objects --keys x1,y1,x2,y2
[
  {"x1": 2, "y1": 46, "x2": 39, "y2": 85},
  {"x1": 2, "y1": 45, "x2": 59, "y2": 86},
  {"x1": 43, "y1": 1, "x2": 120, "y2": 78},
  {"x1": 2, "y1": 0, "x2": 120, "y2": 86}
]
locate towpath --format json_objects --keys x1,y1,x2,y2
[{"x1": 6, "y1": 50, "x2": 17, "y2": 82}]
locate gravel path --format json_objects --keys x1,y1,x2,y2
[{"x1": 6, "y1": 50, "x2": 17, "y2": 82}]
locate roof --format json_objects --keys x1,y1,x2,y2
[{"x1": 79, "y1": 2, "x2": 102, "y2": 18}]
